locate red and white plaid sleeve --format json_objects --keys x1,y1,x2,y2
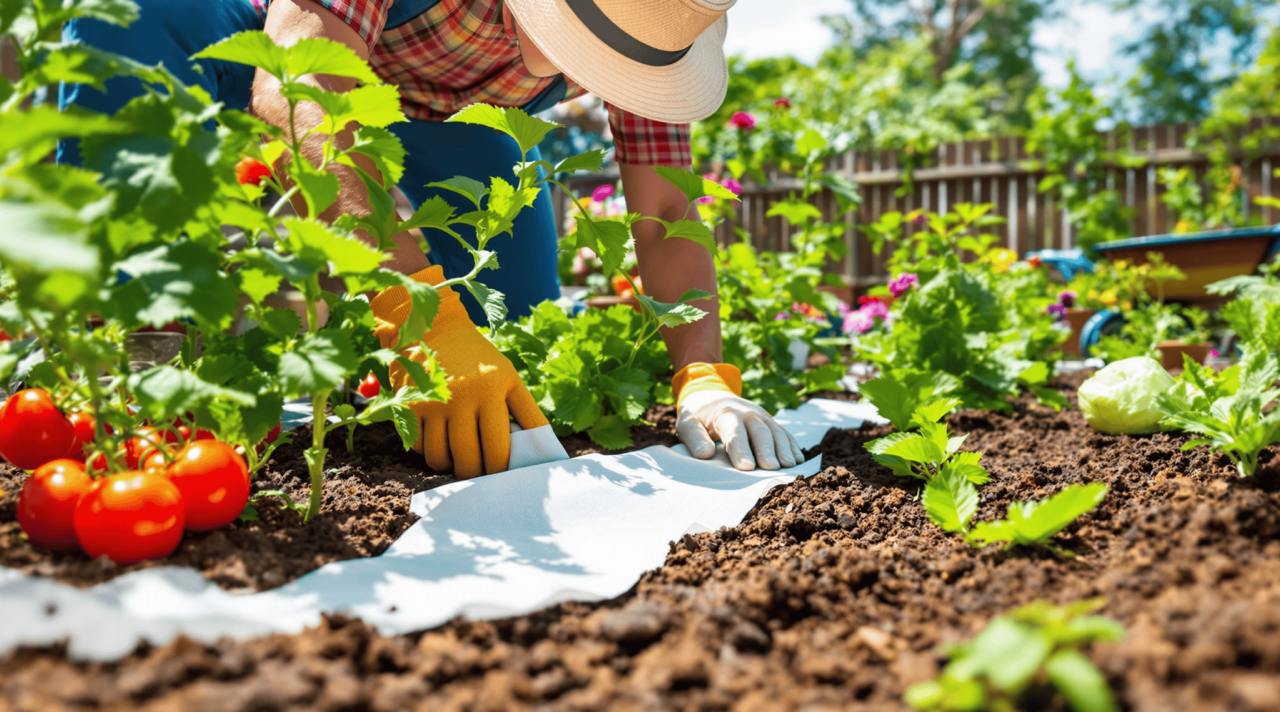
[
  {"x1": 607, "y1": 104, "x2": 691, "y2": 167},
  {"x1": 311, "y1": 0, "x2": 393, "y2": 48}
]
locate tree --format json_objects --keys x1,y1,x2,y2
[
  {"x1": 1115, "y1": 0, "x2": 1272, "y2": 123},
  {"x1": 820, "y1": 0, "x2": 1060, "y2": 126}
]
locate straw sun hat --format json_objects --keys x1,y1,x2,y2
[{"x1": 504, "y1": 0, "x2": 736, "y2": 124}]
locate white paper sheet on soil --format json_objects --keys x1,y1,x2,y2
[{"x1": 0, "y1": 399, "x2": 882, "y2": 662}]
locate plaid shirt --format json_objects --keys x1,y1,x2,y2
[{"x1": 251, "y1": 0, "x2": 691, "y2": 166}]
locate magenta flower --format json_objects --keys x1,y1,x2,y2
[
  {"x1": 729, "y1": 111, "x2": 757, "y2": 131},
  {"x1": 722, "y1": 177, "x2": 743, "y2": 195},
  {"x1": 774, "y1": 97, "x2": 791, "y2": 110},
  {"x1": 591, "y1": 184, "x2": 615, "y2": 203},
  {"x1": 1209, "y1": 348, "x2": 1221, "y2": 359},
  {"x1": 910, "y1": 213, "x2": 929, "y2": 227},
  {"x1": 889, "y1": 273, "x2": 918, "y2": 298},
  {"x1": 1047, "y1": 303, "x2": 1067, "y2": 320},
  {"x1": 1058, "y1": 290, "x2": 1076, "y2": 309}
]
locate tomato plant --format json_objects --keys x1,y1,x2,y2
[
  {"x1": 165, "y1": 440, "x2": 250, "y2": 531},
  {"x1": 16, "y1": 458, "x2": 93, "y2": 551},
  {"x1": 73, "y1": 472, "x2": 186, "y2": 565}
]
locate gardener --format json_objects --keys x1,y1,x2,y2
[{"x1": 60, "y1": 0, "x2": 806, "y2": 478}]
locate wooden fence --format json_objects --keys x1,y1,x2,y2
[{"x1": 558, "y1": 119, "x2": 1280, "y2": 290}]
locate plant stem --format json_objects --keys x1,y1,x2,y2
[{"x1": 304, "y1": 390, "x2": 329, "y2": 522}]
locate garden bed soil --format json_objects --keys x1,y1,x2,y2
[
  {"x1": 0, "y1": 405, "x2": 680, "y2": 592},
  {"x1": 3, "y1": 385, "x2": 1279, "y2": 710}
]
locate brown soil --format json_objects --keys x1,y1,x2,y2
[{"x1": 3, "y1": 388, "x2": 1279, "y2": 711}]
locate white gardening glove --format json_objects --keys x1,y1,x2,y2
[{"x1": 673, "y1": 363, "x2": 806, "y2": 471}]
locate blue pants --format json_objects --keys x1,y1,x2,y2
[{"x1": 58, "y1": 0, "x2": 560, "y2": 324}]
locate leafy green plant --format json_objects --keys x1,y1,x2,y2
[
  {"x1": 494, "y1": 302, "x2": 672, "y2": 449},
  {"x1": 1208, "y1": 258, "x2": 1280, "y2": 354},
  {"x1": 967, "y1": 483, "x2": 1108, "y2": 557},
  {"x1": 0, "y1": 4, "x2": 622, "y2": 525},
  {"x1": 1092, "y1": 300, "x2": 1211, "y2": 362},
  {"x1": 711, "y1": 127, "x2": 854, "y2": 413},
  {"x1": 856, "y1": 204, "x2": 1064, "y2": 412},
  {"x1": 905, "y1": 599, "x2": 1124, "y2": 712},
  {"x1": 1158, "y1": 345, "x2": 1280, "y2": 478},
  {"x1": 864, "y1": 401, "x2": 989, "y2": 534}
]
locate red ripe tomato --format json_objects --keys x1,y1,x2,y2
[
  {"x1": 357, "y1": 372, "x2": 381, "y2": 399},
  {"x1": 124, "y1": 427, "x2": 167, "y2": 469},
  {"x1": 17, "y1": 459, "x2": 93, "y2": 551},
  {"x1": 68, "y1": 411, "x2": 98, "y2": 455},
  {"x1": 142, "y1": 448, "x2": 169, "y2": 475},
  {"x1": 165, "y1": 440, "x2": 250, "y2": 531},
  {"x1": 234, "y1": 156, "x2": 271, "y2": 187},
  {"x1": 0, "y1": 389, "x2": 78, "y2": 470},
  {"x1": 73, "y1": 472, "x2": 185, "y2": 564}
]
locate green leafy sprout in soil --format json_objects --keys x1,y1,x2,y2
[{"x1": 906, "y1": 598, "x2": 1124, "y2": 712}]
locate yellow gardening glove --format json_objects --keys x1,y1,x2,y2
[
  {"x1": 673, "y1": 362, "x2": 805, "y2": 471},
  {"x1": 371, "y1": 266, "x2": 548, "y2": 478}
]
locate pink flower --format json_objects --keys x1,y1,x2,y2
[
  {"x1": 843, "y1": 309, "x2": 876, "y2": 335},
  {"x1": 591, "y1": 184, "x2": 615, "y2": 203},
  {"x1": 774, "y1": 97, "x2": 791, "y2": 110},
  {"x1": 888, "y1": 273, "x2": 918, "y2": 298},
  {"x1": 910, "y1": 213, "x2": 928, "y2": 227},
  {"x1": 729, "y1": 111, "x2": 757, "y2": 131},
  {"x1": 1209, "y1": 348, "x2": 1221, "y2": 359},
  {"x1": 577, "y1": 246, "x2": 597, "y2": 260},
  {"x1": 722, "y1": 177, "x2": 743, "y2": 195},
  {"x1": 860, "y1": 299, "x2": 889, "y2": 320}
]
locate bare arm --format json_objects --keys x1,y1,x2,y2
[
  {"x1": 255, "y1": 0, "x2": 429, "y2": 273},
  {"x1": 620, "y1": 163, "x2": 722, "y2": 369}
]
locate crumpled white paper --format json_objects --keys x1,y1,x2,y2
[{"x1": 0, "y1": 399, "x2": 881, "y2": 662}]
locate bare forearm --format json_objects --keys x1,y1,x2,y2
[
  {"x1": 621, "y1": 164, "x2": 723, "y2": 368},
  {"x1": 254, "y1": 0, "x2": 428, "y2": 273}
]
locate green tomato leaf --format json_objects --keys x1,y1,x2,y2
[
  {"x1": 658, "y1": 218, "x2": 717, "y2": 254},
  {"x1": 1013, "y1": 483, "x2": 1108, "y2": 545},
  {"x1": 113, "y1": 240, "x2": 240, "y2": 328},
  {"x1": 600, "y1": 367, "x2": 652, "y2": 422},
  {"x1": 399, "y1": 195, "x2": 457, "y2": 233},
  {"x1": 878, "y1": 431, "x2": 944, "y2": 464},
  {"x1": 923, "y1": 467, "x2": 978, "y2": 533},
  {"x1": 555, "y1": 149, "x2": 605, "y2": 175},
  {"x1": 285, "y1": 218, "x2": 387, "y2": 275},
  {"x1": 654, "y1": 166, "x2": 739, "y2": 204},
  {"x1": 428, "y1": 176, "x2": 488, "y2": 208},
  {"x1": 127, "y1": 365, "x2": 256, "y2": 423},
  {"x1": 283, "y1": 36, "x2": 379, "y2": 83},
  {"x1": 345, "y1": 125, "x2": 406, "y2": 186},
  {"x1": 1045, "y1": 649, "x2": 1119, "y2": 712},
  {"x1": 0, "y1": 199, "x2": 97, "y2": 275},
  {"x1": 634, "y1": 291, "x2": 710, "y2": 330},
  {"x1": 292, "y1": 159, "x2": 340, "y2": 217},
  {"x1": 465, "y1": 280, "x2": 507, "y2": 326},
  {"x1": 446, "y1": 104, "x2": 559, "y2": 156},
  {"x1": 278, "y1": 331, "x2": 358, "y2": 395},
  {"x1": 587, "y1": 414, "x2": 633, "y2": 450},
  {"x1": 193, "y1": 31, "x2": 288, "y2": 79},
  {"x1": 574, "y1": 214, "x2": 633, "y2": 276}
]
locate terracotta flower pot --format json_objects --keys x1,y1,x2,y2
[
  {"x1": 585, "y1": 294, "x2": 638, "y2": 312},
  {"x1": 1061, "y1": 308, "x2": 1095, "y2": 358},
  {"x1": 1157, "y1": 341, "x2": 1212, "y2": 371}
]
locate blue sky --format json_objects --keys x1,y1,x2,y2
[{"x1": 723, "y1": 1, "x2": 1278, "y2": 90}]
